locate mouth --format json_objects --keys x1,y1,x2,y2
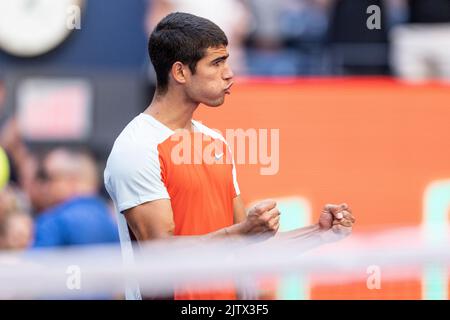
[{"x1": 224, "y1": 82, "x2": 233, "y2": 94}]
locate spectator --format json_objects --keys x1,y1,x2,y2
[
  {"x1": 0, "y1": 186, "x2": 33, "y2": 250},
  {"x1": 0, "y1": 212, "x2": 33, "y2": 250},
  {"x1": 32, "y1": 148, "x2": 119, "y2": 248},
  {"x1": 0, "y1": 118, "x2": 51, "y2": 214}
]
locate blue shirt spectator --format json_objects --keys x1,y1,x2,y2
[{"x1": 33, "y1": 196, "x2": 119, "y2": 247}]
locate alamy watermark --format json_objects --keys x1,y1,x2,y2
[
  {"x1": 170, "y1": 126, "x2": 280, "y2": 176},
  {"x1": 366, "y1": 5, "x2": 381, "y2": 30},
  {"x1": 66, "y1": 265, "x2": 81, "y2": 290},
  {"x1": 366, "y1": 265, "x2": 382, "y2": 290},
  {"x1": 67, "y1": 5, "x2": 81, "y2": 30}
]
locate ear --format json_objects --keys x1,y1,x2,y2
[{"x1": 171, "y1": 61, "x2": 188, "y2": 85}]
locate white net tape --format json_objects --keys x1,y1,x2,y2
[{"x1": 0, "y1": 226, "x2": 449, "y2": 299}]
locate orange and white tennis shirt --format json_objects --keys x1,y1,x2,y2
[{"x1": 104, "y1": 113, "x2": 240, "y2": 300}]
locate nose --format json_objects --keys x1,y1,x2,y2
[{"x1": 223, "y1": 62, "x2": 234, "y2": 80}]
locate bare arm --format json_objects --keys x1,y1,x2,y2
[
  {"x1": 232, "y1": 199, "x2": 354, "y2": 247},
  {"x1": 123, "y1": 198, "x2": 280, "y2": 243},
  {"x1": 269, "y1": 204, "x2": 355, "y2": 246},
  {"x1": 233, "y1": 195, "x2": 247, "y2": 224},
  {"x1": 275, "y1": 223, "x2": 322, "y2": 240}
]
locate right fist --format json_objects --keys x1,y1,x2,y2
[{"x1": 242, "y1": 199, "x2": 280, "y2": 238}]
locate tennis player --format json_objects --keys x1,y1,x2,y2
[{"x1": 104, "y1": 12, "x2": 355, "y2": 300}]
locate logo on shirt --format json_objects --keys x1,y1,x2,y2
[{"x1": 214, "y1": 153, "x2": 224, "y2": 160}]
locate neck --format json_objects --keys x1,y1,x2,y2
[{"x1": 144, "y1": 88, "x2": 198, "y2": 131}]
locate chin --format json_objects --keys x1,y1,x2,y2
[{"x1": 203, "y1": 96, "x2": 225, "y2": 107}]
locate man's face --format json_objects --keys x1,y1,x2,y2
[
  {"x1": 39, "y1": 156, "x2": 74, "y2": 207},
  {"x1": 185, "y1": 46, "x2": 234, "y2": 107}
]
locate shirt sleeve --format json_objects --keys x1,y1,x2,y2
[{"x1": 104, "y1": 142, "x2": 170, "y2": 213}]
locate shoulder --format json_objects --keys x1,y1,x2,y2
[
  {"x1": 63, "y1": 196, "x2": 107, "y2": 211},
  {"x1": 60, "y1": 197, "x2": 111, "y2": 220},
  {"x1": 35, "y1": 202, "x2": 66, "y2": 227},
  {"x1": 37, "y1": 198, "x2": 94, "y2": 219},
  {"x1": 111, "y1": 113, "x2": 173, "y2": 152},
  {"x1": 192, "y1": 120, "x2": 227, "y2": 143},
  {"x1": 105, "y1": 114, "x2": 173, "y2": 178}
]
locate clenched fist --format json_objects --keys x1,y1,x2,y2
[
  {"x1": 240, "y1": 199, "x2": 280, "y2": 238},
  {"x1": 319, "y1": 203, "x2": 356, "y2": 241}
]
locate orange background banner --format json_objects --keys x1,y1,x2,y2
[{"x1": 197, "y1": 78, "x2": 450, "y2": 299}]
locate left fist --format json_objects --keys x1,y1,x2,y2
[{"x1": 319, "y1": 203, "x2": 355, "y2": 239}]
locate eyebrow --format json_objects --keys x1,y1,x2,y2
[{"x1": 210, "y1": 54, "x2": 229, "y2": 64}]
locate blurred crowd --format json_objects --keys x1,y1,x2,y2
[
  {"x1": 146, "y1": 0, "x2": 450, "y2": 80},
  {"x1": 0, "y1": 90, "x2": 119, "y2": 251}
]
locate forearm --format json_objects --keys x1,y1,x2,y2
[
  {"x1": 214, "y1": 223, "x2": 325, "y2": 251},
  {"x1": 135, "y1": 221, "x2": 249, "y2": 247},
  {"x1": 182, "y1": 222, "x2": 245, "y2": 241},
  {"x1": 154, "y1": 222, "x2": 322, "y2": 245},
  {"x1": 274, "y1": 223, "x2": 322, "y2": 241},
  {"x1": 258, "y1": 223, "x2": 325, "y2": 252}
]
